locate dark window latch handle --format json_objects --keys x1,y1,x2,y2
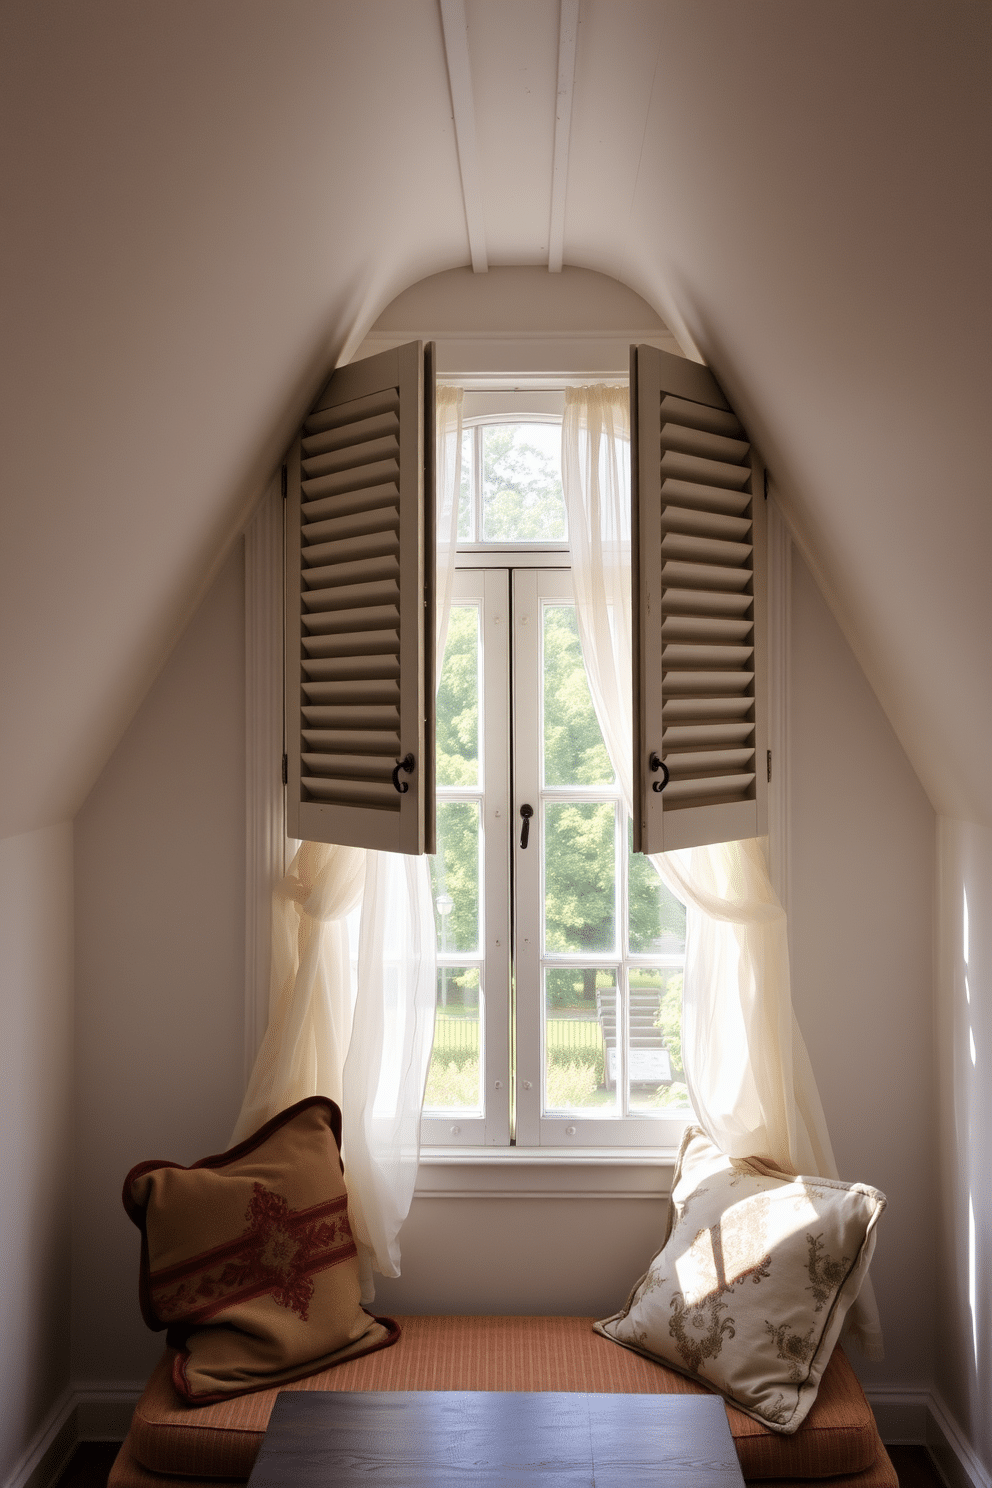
[
  {"x1": 519, "y1": 803, "x2": 534, "y2": 848},
  {"x1": 649, "y1": 753, "x2": 670, "y2": 794},
  {"x1": 392, "y1": 753, "x2": 415, "y2": 794}
]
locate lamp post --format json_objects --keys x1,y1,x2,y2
[{"x1": 436, "y1": 892, "x2": 454, "y2": 1007}]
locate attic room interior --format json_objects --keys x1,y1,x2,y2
[{"x1": 1, "y1": 2, "x2": 990, "y2": 1486}]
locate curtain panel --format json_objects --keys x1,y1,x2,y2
[
  {"x1": 560, "y1": 384, "x2": 882, "y2": 1360},
  {"x1": 232, "y1": 388, "x2": 464, "y2": 1298}
]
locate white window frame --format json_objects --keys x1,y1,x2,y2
[{"x1": 421, "y1": 567, "x2": 511, "y2": 1148}]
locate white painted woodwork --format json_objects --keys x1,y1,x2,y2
[
  {"x1": 439, "y1": 0, "x2": 489, "y2": 273},
  {"x1": 548, "y1": 0, "x2": 579, "y2": 273}
]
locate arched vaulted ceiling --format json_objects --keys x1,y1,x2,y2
[{"x1": 1, "y1": 0, "x2": 989, "y2": 838}]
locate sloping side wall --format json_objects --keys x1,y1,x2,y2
[
  {"x1": 789, "y1": 554, "x2": 935, "y2": 1389},
  {"x1": 0, "y1": 823, "x2": 74, "y2": 1484},
  {"x1": 72, "y1": 547, "x2": 247, "y2": 1385}
]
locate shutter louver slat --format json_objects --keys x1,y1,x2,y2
[
  {"x1": 302, "y1": 778, "x2": 400, "y2": 809},
  {"x1": 302, "y1": 460, "x2": 400, "y2": 504},
  {"x1": 662, "y1": 615, "x2": 753, "y2": 641},
  {"x1": 302, "y1": 730, "x2": 401, "y2": 755},
  {"x1": 660, "y1": 506, "x2": 753, "y2": 541},
  {"x1": 661, "y1": 560, "x2": 751, "y2": 591},
  {"x1": 663, "y1": 721, "x2": 756, "y2": 747},
  {"x1": 286, "y1": 341, "x2": 432, "y2": 852},
  {"x1": 633, "y1": 343, "x2": 768, "y2": 852},
  {"x1": 302, "y1": 679, "x2": 400, "y2": 705},
  {"x1": 303, "y1": 554, "x2": 399, "y2": 588},
  {"x1": 662, "y1": 696, "x2": 755, "y2": 720},
  {"x1": 303, "y1": 628, "x2": 399, "y2": 658},
  {"x1": 301, "y1": 410, "x2": 399, "y2": 458},
  {"x1": 659, "y1": 478, "x2": 752, "y2": 516},
  {"x1": 659, "y1": 422, "x2": 750, "y2": 464},
  {"x1": 302, "y1": 505, "x2": 399, "y2": 544},
  {"x1": 303, "y1": 654, "x2": 399, "y2": 680},
  {"x1": 301, "y1": 433, "x2": 400, "y2": 481},
  {"x1": 302, "y1": 481, "x2": 400, "y2": 523},
  {"x1": 302, "y1": 578, "x2": 399, "y2": 612},
  {"x1": 661, "y1": 643, "x2": 754, "y2": 667},
  {"x1": 304, "y1": 387, "x2": 401, "y2": 435},
  {"x1": 660, "y1": 450, "x2": 751, "y2": 489}
]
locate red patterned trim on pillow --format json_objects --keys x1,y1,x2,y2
[
  {"x1": 149, "y1": 1186, "x2": 357, "y2": 1325},
  {"x1": 122, "y1": 1097, "x2": 348, "y2": 1332}
]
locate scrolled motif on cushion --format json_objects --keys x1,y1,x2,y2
[
  {"x1": 594, "y1": 1127, "x2": 885, "y2": 1433},
  {"x1": 123, "y1": 1096, "x2": 399, "y2": 1402}
]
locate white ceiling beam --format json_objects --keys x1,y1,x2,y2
[
  {"x1": 548, "y1": 0, "x2": 579, "y2": 273},
  {"x1": 439, "y1": 0, "x2": 488, "y2": 273}
]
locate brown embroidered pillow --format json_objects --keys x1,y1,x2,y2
[
  {"x1": 595, "y1": 1127, "x2": 885, "y2": 1433},
  {"x1": 123, "y1": 1096, "x2": 398, "y2": 1402}
]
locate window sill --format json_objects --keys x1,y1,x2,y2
[{"x1": 415, "y1": 1146, "x2": 677, "y2": 1199}]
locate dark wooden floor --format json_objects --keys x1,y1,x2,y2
[{"x1": 55, "y1": 1440, "x2": 948, "y2": 1487}]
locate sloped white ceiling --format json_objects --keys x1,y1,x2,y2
[{"x1": 1, "y1": 0, "x2": 989, "y2": 838}]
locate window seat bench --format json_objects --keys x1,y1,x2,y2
[{"x1": 107, "y1": 1314, "x2": 896, "y2": 1487}]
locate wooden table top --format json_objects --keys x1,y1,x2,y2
[{"x1": 247, "y1": 1389, "x2": 746, "y2": 1487}]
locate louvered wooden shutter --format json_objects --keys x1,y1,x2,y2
[
  {"x1": 285, "y1": 340, "x2": 435, "y2": 854},
  {"x1": 631, "y1": 343, "x2": 767, "y2": 854}
]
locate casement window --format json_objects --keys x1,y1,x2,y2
[{"x1": 283, "y1": 345, "x2": 767, "y2": 1151}]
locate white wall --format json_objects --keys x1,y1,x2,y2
[
  {"x1": 72, "y1": 546, "x2": 247, "y2": 1385},
  {"x1": 788, "y1": 553, "x2": 936, "y2": 1390},
  {"x1": 934, "y1": 817, "x2": 992, "y2": 1478},
  {"x1": 0, "y1": 822, "x2": 74, "y2": 1484}
]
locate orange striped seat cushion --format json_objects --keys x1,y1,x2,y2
[{"x1": 121, "y1": 1315, "x2": 893, "y2": 1484}]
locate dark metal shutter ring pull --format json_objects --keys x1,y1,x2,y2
[
  {"x1": 649, "y1": 753, "x2": 670, "y2": 794},
  {"x1": 392, "y1": 754, "x2": 415, "y2": 794},
  {"x1": 519, "y1": 803, "x2": 534, "y2": 848}
]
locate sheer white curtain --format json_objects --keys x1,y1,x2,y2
[
  {"x1": 232, "y1": 389, "x2": 464, "y2": 1297},
  {"x1": 560, "y1": 384, "x2": 882, "y2": 1359}
]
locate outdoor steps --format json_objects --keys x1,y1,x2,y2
[{"x1": 595, "y1": 987, "x2": 673, "y2": 1087}]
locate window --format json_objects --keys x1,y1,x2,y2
[
  {"x1": 421, "y1": 405, "x2": 690, "y2": 1151},
  {"x1": 277, "y1": 343, "x2": 769, "y2": 1161}
]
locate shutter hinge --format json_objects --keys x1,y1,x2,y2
[
  {"x1": 281, "y1": 464, "x2": 288, "y2": 500},
  {"x1": 282, "y1": 753, "x2": 288, "y2": 785},
  {"x1": 767, "y1": 749, "x2": 772, "y2": 783}
]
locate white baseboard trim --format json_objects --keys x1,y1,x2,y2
[
  {"x1": 865, "y1": 1386, "x2": 932, "y2": 1444},
  {"x1": 3, "y1": 1384, "x2": 144, "y2": 1488},
  {"x1": 926, "y1": 1390, "x2": 992, "y2": 1488},
  {"x1": 863, "y1": 1385, "x2": 992, "y2": 1488},
  {"x1": 72, "y1": 1383, "x2": 144, "y2": 1442},
  {"x1": 3, "y1": 1387, "x2": 75, "y2": 1488}
]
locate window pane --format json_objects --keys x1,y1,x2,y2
[
  {"x1": 542, "y1": 606, "x2": 615, "y2": 787},
  {"x1": 544, "y1": 968, "x2": 616, "y2": 1113},
  {"x1": 627, "y1": 822, "x2": 686, "y2": 954},
  {"x1": 626, "y1": 967, "x2": 690, "y2": 1111},
  {"x1": 424, "y1": 966, "x2": 482, "y2": 1112},
  {"x1": 436, "y1": 606, "x2": 479, "y2": 788},
  {"x1": 457, "y1": 428, "x2": 473, "y2": 541},
  {"x1": 431, "y1": 801, "x2": 480, "y2": 953},
  {"x1": 482, "y1": 423, "x2": 566, "y2": 541},
  {"x1": 544, "y1": 801, "x2": 617, "y2": 953}
]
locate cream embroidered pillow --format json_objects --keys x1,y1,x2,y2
[{"x1": 595, "y1": 1127, "x2": 885, "y2": 1433}]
